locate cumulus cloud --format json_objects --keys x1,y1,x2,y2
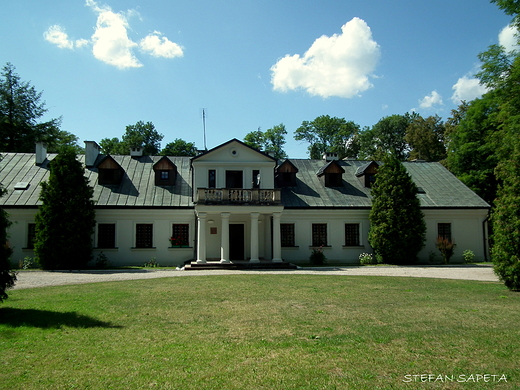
[
  {"x1": 419, "y1": 91, "x2": 443, "y2": 109},
  {"x1": 499, "y1": 24, "x2": 519, "y2": 53},
  {"x1": 270, "y1": 17, "x2": 380, "y2": 98},
  {"x1": 451, "y1": 75, "x2": 489, "y2": 104},
  {"x1": 139, "y1": 31, "x2": 184, "y2": 58},
  {"x1": 44, "y1": 0, "x2": 183, "y2": 69}
]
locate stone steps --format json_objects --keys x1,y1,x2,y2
[{"x1": 184, "y1": 260, "x2": 298, "y2": 271}]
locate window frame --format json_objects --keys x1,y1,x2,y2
[
  {"x1": 280, "y1": 223, "x2": 296, "y2": 247},
  {"x1": 311, "y1": 223, "x2": 328, "y2": 247},
  {"x1": 344, "y1": 223, "x2": 361, "y2": 247},
  {"x1": 170, "y1": 223, "x2": 190, "y2": 247},
  {"x1": 26, "y1": 223, "x2": 36, "y2": 249},
  {"x1": 97, "y1": 223, "x2": 117, "y2": 249},
  {"x1": 135, "y1": 223, "x2": 154, "y2": 249},
  {"x1": 437, "y1": 222, "x2": 452, "y2": 242}
]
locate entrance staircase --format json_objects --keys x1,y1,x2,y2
[{"x1": 184, "y1": 259, "x2": 298, "y2": 270}]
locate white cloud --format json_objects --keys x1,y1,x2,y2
[
  {"x1": 87, "y1": 0, "x2": 142, "y2": 69},
  {"x1": 499, "y1": 24, "x2": 519, "y2": 53},
  {"x1": 451, "y1": 76, "x2": 489, "y2": 104},
  {"x1": 270, "y1": 17, "x2": 380, "y2": 98},
  {"x1": 44, "y1": 25, "x2": 74, "y2": 49},
  {"x1": 419, "y1": 91, "x2": 443, "y2": 109},
  {"x1": 139, "y1": 31, "x2": 184, "y2": 58}
]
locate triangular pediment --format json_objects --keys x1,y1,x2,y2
[{"x1": 191, "y1": 139, "x2": 276, "y2": 164}]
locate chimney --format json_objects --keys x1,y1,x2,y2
[
  {"x1": 35, "y1": 142, "x2": 47, "y2": 165},
  {"x1": 322, "y1": 152, "x2": 339, "y2": 162},
  {"x1": 85, "y1": 141, "x2": 100, "y2": 167},
  {"x1": 129, "y1": 147, "x2": 144, "y2": 157}
]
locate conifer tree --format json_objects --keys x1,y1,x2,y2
[
  {"x1": 34, "y1": 146, "x2": 95, "y2": 270},
  {"x1": 0, "y1": 184, "x2": 15, "y2": 302},
  {"x1": 368, "y1": 155, "x2": 426, "y2": 264}
]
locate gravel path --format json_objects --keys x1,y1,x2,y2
[{"x1": 12, "y1": 264, "x2": 498, "y2": 290}]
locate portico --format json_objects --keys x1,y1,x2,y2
[{"x1": 195, "y1": 205, "x2": 284, "y2": 264}]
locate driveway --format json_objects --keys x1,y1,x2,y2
[{"x1": 12, "y1": 264, "x2": 498, "y2": 290}]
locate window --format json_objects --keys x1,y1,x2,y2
[
  {"x1": 160, "y1": 171, "x2": 169, "y2": 180},
  {"x1": 345, "y1": 224, "x2": 360, "y2": 246},
  {"x1": 252, "y1": 170, "x2": 260, "y2": 188},
  {"x1": 97, "y1": 223, "x2": 116, "y2": 248},
  {"x1": 281, "y1": 223, "x2": 295, "y2": 247},
  {"x1": 438, "y1": 223, "x2": 452, "y2": 242},
  {"x1": 325, "y1": 173, "x2": 343, "y2": 187},
  {"x1": 208, "y1": 169, "x2": 216, "y2": 188},
  {"x1": 171, "y1": 224, "x2": 190, "y2": 247},
  {"x1": 312, "y1": 223, "x2": 327, "y2": 247},
  {"x1": 27, "y1": 223, "x2": 36, "y2": 249},
  {"x1": 136, "y1": 224, "x2": 153, "y2": 248}
]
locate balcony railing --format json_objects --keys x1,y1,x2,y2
[{"x1": 196, "y1": 188, "x2": 281, "y2": 205}]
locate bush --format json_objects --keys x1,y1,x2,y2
[
  {"x1": 462, "y1": 249, "x2": 475, "y2": 263},
  {"x1": 144, "y1": 257, "x2": 160, "y2": 268},
  {"x1": 359, "y1": 253, "x2": 377, "y2": 265},
  {"x1": 436, "y1": 237, "x2": 456, "y2": 264},
  {"x1": 309, "y1": 247, "x2": 326, "y2": 265},
  {"x1": 95, "y1": 252, "x2": 110, "y2": 269},
  {"x1": 20, "y1": 256, "x2": 38, "y2": 269}
]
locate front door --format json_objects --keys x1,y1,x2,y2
[
  {"x1": 226, "y1": 170, "x2": 243, "y2": 188},
  {"x1": 229, "y1": 224, "x2": 245, "y2": 260}
]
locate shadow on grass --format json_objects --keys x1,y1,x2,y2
[{"x1": 0, "y1": 308, "x2": 123, "y2": 329}]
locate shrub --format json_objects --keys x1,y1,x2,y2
[
  {"x1": 95, "y1": 252, "x2": 110, "y2": 269},
  {"x1": 144, "y1": 257, "x2": 160, "y2": 268},
  {"x1": 436, "y1": 237, "x2": 456, "y2": 264},
  {"x1": 359, "y1": 253, "x2": 377, "y2": 265},
  {"x1": 462, "y1": 249, "x2": 475, "y2": 263},
  {"x1": 309, "y1": 247, "x2": 326, "y2": 265},
  {"x1": 20, "y1": 256, "x2": 38, "y2": 269}
]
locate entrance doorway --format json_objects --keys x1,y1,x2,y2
[
  {"x1": 229, "y1": 224, "x2": 245, "y2": 260},
  {"x1": 226, "y1": 170, "x2": 243, "y2": 188}
]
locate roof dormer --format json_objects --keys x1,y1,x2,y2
[
  {"x1": 317, "y1": 160, "x2": 345, "y2": 187},
  {"x1": 276, "y1": 160, "x2": 298, "y2": 187},
  {"x1": 97, "y1": 155, "x2": 124, "y2": 185},
  {"x1": 355, "y1": 161, "x2": 379, "y2": 188},
  {"x1": 153, "y1": 156, "x2": 177, "y2": 186}
]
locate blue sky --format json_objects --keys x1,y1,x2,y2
[{"x1": 0, "y1": 0, "x2": 514, "y2": 158}]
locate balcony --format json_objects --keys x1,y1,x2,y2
[{"x1": 196, "y1": 188, "x2": 281, "y2": 205}]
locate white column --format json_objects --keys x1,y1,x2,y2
[
  {"x1": 220, "y1": 212, "x2": 230, "y2": 263},
  {"x1": 196, "y1": 212, "x2": 207, "y2": 263},
  {"x1": 272, "y1": 212, "x2": 282, "y2": 262},
  {"x1": 249, "y1": 212, "x2": 260, "y2": 262}
]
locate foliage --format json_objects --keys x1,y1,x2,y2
[
  {"x1": 369, "y1": 114, "x2": 411, "y2": 160},
  {"x1": 0, "y1": 63, "x2": 64, "y2": 152},
  {"x1": 436, "y1": 237, "x2": 456, "y2": 264},
  {"x1": 358, "y1": 252, "x2": 379, "y2": 265},
  {"x1": 368, "y1": 155, "x2": 426, "y2": 264},
  {"x1": 405, "y1": 114, "x2": 446, "y2": 162},
  {"x1": 0, "y1": 184, "x2": 15, "y2": 302},
  {"x1": 160, "y1": 138, "x2": 197, "y2": 156},
  {"x1": 244, "y1": 124, "x2": 287, "y2": 159},
  {"x1": 95, "y1": 252, "x2": 110, "y2": 269},
  {"x1": 462, "y1": 249, "x2": 475, "y2": 263},
  {"x1": 143, "y1": 257, "x2": 159, "y2": 268},
  {"x1": 34, "y1": 146, "x2": 96, "y2": 270},
  {"x1": 309, "y1": 246, "x2": 326, "y2": 265},
  {"x1": 99, "y1": 121, "x2": 164, "y2": 156},
  {"x1": 294, "y1": 115, "x2": 360, "y2": 159},
  {"x1": 20, "y1": 256, "x2": 38, "y2": 270}
]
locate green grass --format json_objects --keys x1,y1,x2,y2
[{"x1": 0, "y1": 275, "x2": 518, "y2": 389}]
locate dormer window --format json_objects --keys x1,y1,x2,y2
[
  {"x1": 276, "y1": 160, "x2": 298, "y2": 187},
  {"x1": 153, "y1": 156, "x2": 177, "y2": 186},
  {"x1": 317, "y1": 160, "x2": 344, "y2": 188},
  {"x1": 97, "y1": 156, "x2": 124, "y2": 185},
  {"x1": 355, "y1": 161, "x2": 379, "y2": 188}
]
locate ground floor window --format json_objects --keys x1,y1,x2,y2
[
  {"x1": 27, "y1": 223, "x2": 36, "y2": 249},
  {"x1": 281, "y1": 223, "x2": 295, "y2": 247},
  {"x1": 136, "y1": 223, "x2": 153, "y2": 248},
  {"x1": 344, "y1": 223, "x2": 360, "y2": 246},
  {"x1": 171, "y1": 224, "x2": 190, "y2": 247},
  {"x1": 312, "y1": 223, "x2": 327, "y2": 247},
  {"x1": 97, "y1": 223, "x2": 116, "y2": 248},
  {"x1": 438, "y1": 223, "x2": 452, "y2": 242}
]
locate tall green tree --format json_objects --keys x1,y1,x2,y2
[
  {"x1": 34, "y1": 146, "x2": 96, "y2": 270},
  {"x1": 100, "y1": 121, "x2": 164, "y2": 156},
  {"x1": 0, "y1": 63, "x2": 62, "y2": 152},
  {"x1": 405, "y1": 115, "x2": 446, "y2": 162},
  {"x1": 160, "y1": 139, "x2": 197, "y2": 156},
  {"x1": 370, "y1": 114, "x2": 411, "y2": 160},
  {"x1": 294, "y1": 115, "x2": 359, "y2": 159},
  {"x1": 0, "y1": 183, "x2": 15, "y2": 302},
  {"x1": 368, "y1": 155, "x2": 426, "y2": 264},
  {"x1": 244, "y1": 124, "x2": 288, "y2": 159}
]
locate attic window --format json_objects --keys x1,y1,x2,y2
[
  {"x1": 276, "y1": 160, "x2": 298, "y2": 187},
  {"x1": 317, "y1": 160, "x2": 344, "y2": 188},
  {"x1": 97, "y1": 156, "x2": 124, "y2": 185},
  {"x1": 153, "y1": 156, "x2": 177, "y2": 186},
  {"x1": 355, "y1": 161, "x2": 379, "y2": 188},
  {"x1": 14, "y1": 182, "x2": 30, "y2": 190},
  {"x1": 417, "y1": 186, "x2": 426, "y2": 194}
]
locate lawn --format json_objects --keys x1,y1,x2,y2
[{"x1": 0, "y1": 275, "x2": 518, "y2": 389}]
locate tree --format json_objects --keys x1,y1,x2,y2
[
  {"x1": 122, "y1": 121, "x2": 163, "y2": 156},
  {"x1": 160, "y1": 139, "x2": 197, "y2": 156},
  {"x1": 368, "y1": 155, "x2": 426, "y2": 264},
  {"x1": 370, "y1": 114, "x2": 411, "y2": 160},
  {"x1": 405, "y1": 115, "x2": 446, "y2": 162},
  {"x1": 0, "y1": 183, "x2": 15, "y2": 302},
  {"x1": 0, "y1": 63, "x2": 62, "y2": 152},
  {"x1": 294, "y1": 115, "x2": 360, "y2": 159},
  {"x1": 244, "y1": 124, "x2": 288, "y2": 159},
  {"x1": 99, "y1": 137, "x2": 125, "y2": 155},
  {"x1": 34, "y1": 146, "x2": 96, "y2": 270}
]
